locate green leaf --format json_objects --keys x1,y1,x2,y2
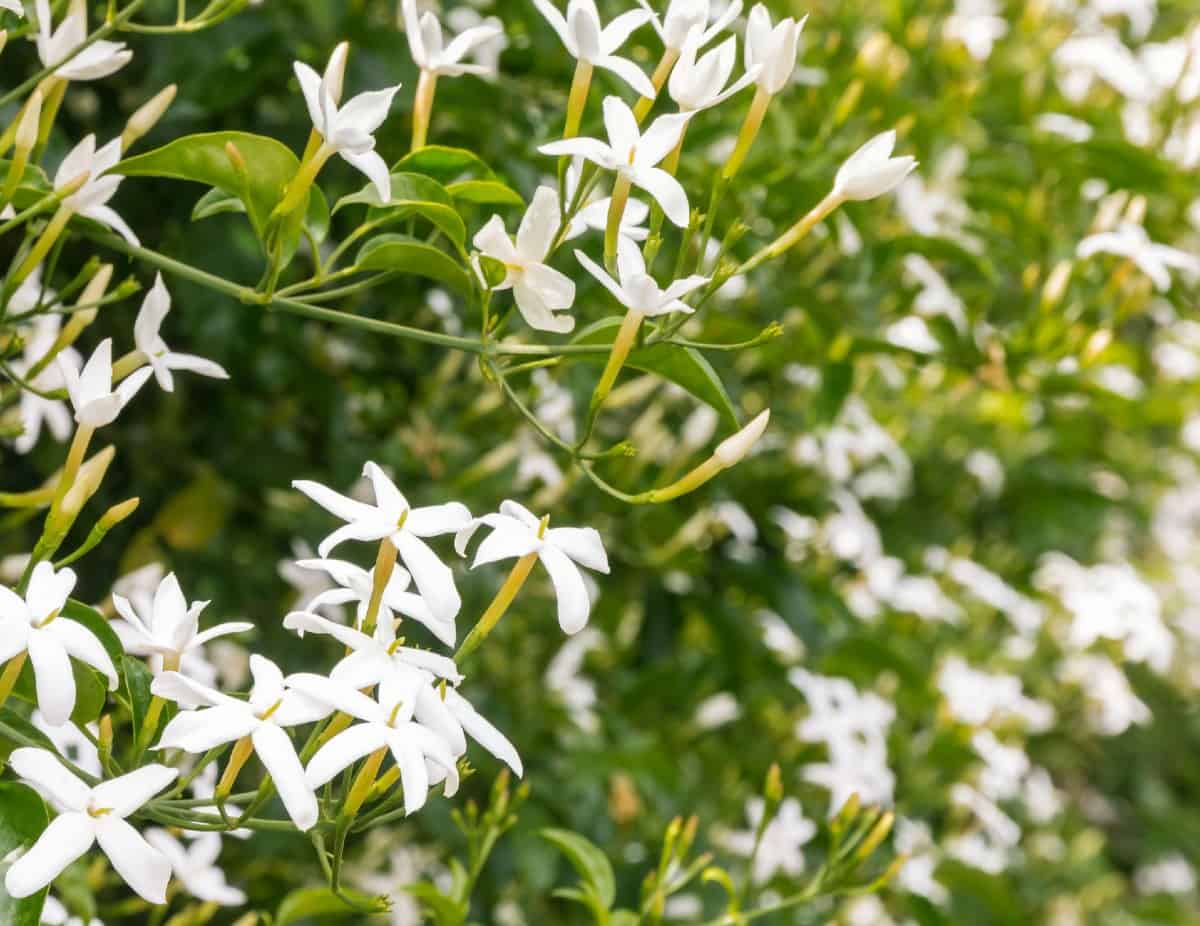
[
  {"x1": 191, "y1": 187, "x2": 245, "y2": 222},
  {"x1": 570, "y1": 319, "x2": 740, "y2": 430},
  {"x1": 814, "y1": 360, "x2": 853, "y2": 424},
  {"x1": 61, "y1": 600, "x2": 124, "y2": 670},
  {"x1": 121, "y1": 655, "x2": 154, "y2": 744},
  {"x1": 355, "y1": 234, "x2": 472, "y2": 295},
  {"x1": 114, "y1": 131, "x2": 300, "y2": 237},
  {"x1": 405, "y1": 882, "x2": 468, "y2": 926},
  {"x1": 333, "y1": 172, "x2": 466, "y2": 252},
  {"x1": 541, "y1": 828, "x2": 616, "y2": 909},
  {"x1": 0, "y1": 707, "x2": 58, "y2": 763},
  {"x1": 275, "y1": 886, "x2": 385, "y2": 924},
  {"x1": 0, "y1": 782, "x2": 50, "y2": 926},
  {"x1": 391, "y1": 145, "x2": 501, "y2": 183},
  {"x1": 446, "y1": 179, "x2": 524, "y2": 208},
  {"x1": 306, "y1": 185, "x2": 330, "y2": 247}
]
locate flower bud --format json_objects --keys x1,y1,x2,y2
[
  {"x1": 98, "y1": 497, "x2": 139, "y2": 530},
  {"x1": 62, "y1": 264, "x2": 113, "y2": 343},
  {"x1": 763, "y1": 761, "x2": 784, "y2": 804},
  {"x1": 58, "y1": 445, "x2": 116, "y2": 520},
  {"x1": 325, "y1": 42, "x2": 349, "y2": 104},
  {"x1": 854, "y1": 810, "x2": 894, "y2": 861},
  {"x1": 121, "y1": 84, "x2": 176, "y2": 151},
  {"x1": 832, "y1": 130, "x2": 918, "y2": 202},
  {"x1": 15, "y1": 89, "x2": 43, "y2": 157},
  {"x1": 713, "y1": 409, "x2": 770, "y2": 468}
]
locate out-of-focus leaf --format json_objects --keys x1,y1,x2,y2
[
  {"x1": 541, "y1": 828, "x2": 616, "y2": 908},
  {"x1": 0, "y1": 782, "x2": 50, "y2": 926},
  {"x1": 275, "y1": 886, "x2": 385, "y2": 924},
  {"x1": 151, "y1": 467, "x2": 235, "y2": 552}
]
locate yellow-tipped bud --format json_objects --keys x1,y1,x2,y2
[
  {"x1": 764, "y1": 762, "x2": 784, "y2": 804},
  {"x1": 713, "y1": 409, "x2": 770, "y2": 468},
  {"x1": 122, "y1": 84, "x2": 176, "y2": 151},
  {"x1": 98, "y1": 497, "x2": 139, "y2": 530},
  {"x1": 855, "y1": 810, "x2": 895, "y2": 861},
  {"x1": 59, "y1": 445, "x2": 116, "y2": 519},
  {"x1": 62, "y1": 264, "x2": 113, "y2": 342},
  {"x1": 16, "y1": 89, "x2": 43, "y2": 156}
]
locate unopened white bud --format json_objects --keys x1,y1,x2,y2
[
  {"x1": 122, "y1": 84, "x2": 176, "y2": 150},
  {"x1": 713, "y1": 409, "x2": 770, "y2": 468},
  {"x1": 16, "y1": 89, "x2": 43, "y2": 156},
  {"x1": 832, "y1": 130, "x2": 917, "y2": 201}
]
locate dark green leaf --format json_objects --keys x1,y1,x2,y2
[
  {"x1": 540, "y1": 828, "x2": 616, "y2": 908},
  {"x1": 446, "y1": 179, "x2": 524, "y2": 208},
  {"x1": 275, "y1": 886, "x2": 385, "y2": 924},
  {"x1": 391, "y1": 145, "x2": 500, "y2": 183},
  {"x1": 570, "y1": 319, "x2": 740, "y2": 430},
  {"x1": 334, "y1": 172, "x2": 466, "y2": 252},
  {"x1": 355, "y1": 234, "x2": 472, "y2": 295}
]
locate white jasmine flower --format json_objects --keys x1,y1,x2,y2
[
  {"x1": 833, "y1": 130, "x2": 918, "y2": 202},
  {"x1": 4, "y1": 748, "x2": 176, "y2": 903},
  {"x1": 292, "y1": 462, "x2": 471, "y2": 623},
  {"x1": 2, "y1": 0, "x2": 24, "y2": 17},
  {"x1": 445, "y1": 8, "x2": 509, "y2": 79},
  {"x1": 152, "y1": 655, "x2": 338, "y2": 831},
  {"x1": 456, "y1": 500, "x2": 610, "y2": 634},
  {"x1": 722, "y1": 797, "x2": 815, "y2": 883},
  {"x1": 57, "y1": 339, "x2": 151, "y2": 429},
  {"x1": 133, "y1": 275, "x2": 229, "y2": 392},
  {"x1": 288, "y1": 556, "x2": 452, "y2": 645},
  {"x1": 541, "y1": 97, "x2": 692, "y2": 225},
  {"x1": 937, "y1": 657, "x2": 1055, "y2": 731},
  {"x1": 743, "y1": 3, "x2": 805, "y2": 95},
  {"x1": 0, "y1": 563, "x2": 118, "y2": 726},
  {"x1": 575, "y1": 237, "x2": 708, "y2": 317},
  {"x1": 943, "y1": 0, "x2": 1008, "y2": 62},
  {"x1": 1135, "y1": 854, "x2": 1197, "y2": 895},
  {"x1": 55, "y1": 135, "x2": 139, "y2": 245},
  {"x1": 294, "y1": 51, "x2": 401, "y2": 201},
  {"x1": 299, "y1": 675, "x2": 461, "y2": 816},
  {"x1": 36, "y1": 0, "x2": 131, "y2": 81},
  {"x1": 531, "y1": 0, "x2": 655, "y2": 96},
  {"x1": 143, "y1": 830, "x2": 246, "y2": 906},
  {"x1": 474, "y1": 186, "x2": 577, "y2": 333},
  {"x1": 402, "y1": 0, "x2": 505, "y2": 78},
  {"x1": 669, "y1": 29, "x2": 758, "y2": 112},
  {"x1": 40, "y1": 895, "x2": 102, "y2": 926},
  {"x1": 10, "y1": 314, "x2": 78, "y2": 455},
  {"x1": 1034, "y1": 112, "x2": 1094, "y2": 143},
  {"x1": 32, "y1": 711, "x2": 101, "y2": 777},
  {"x1": 1077, "y1": 223, "x2": 1200, "y2": 291},
  {"x1": 638, "y1": 0, "x2": 742, "y2": 53},
  {"x1": 111, "y1": 572, "x2": 252, "y2": 671}
]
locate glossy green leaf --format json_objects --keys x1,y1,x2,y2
[
  {"x1": 446, "y1": 179, "x2": 524, "y2": 208},
  {"x1": 275, "y1": 885, "x2": 385, "y2": 924},
  {"x1": 391, "y1": 145, "x2": 500, "y2": 183},
  {"x1": 0, "y1": 782, "x2": 50, "y2": 926},
  {"x1": 570, "y1": 319, "x2": 740, "y2": 430},
  {"x1": 0, "y1": 707, "x2": 58, "y2": 763},
  {"x1": 191, "y1": 187, "x2": 245, "y2": 222},
  {"x1": 114, "y1": 131, "x2": 299, "y2": 237},
  {"x1": 541, "y1": 828, "x2": 616, "y2": 908},
  {"x1": 355, "y1": 234, "x2": 472, "y2": 294},
  {"x1": 405, "y1": 882, "x2": 468, "y2": 926},
  {"x1": 334, "y1": 172, "x2": 466, "y2": 252},
  {"x1": 121, "y1": 655, "x2": 154, "y2": 744}
]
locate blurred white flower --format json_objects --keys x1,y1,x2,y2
[
  {"x1": 402, "y1": 0, "x2": 505, "y2": 78},
  {"x1": 36, "y1": 0, "x2": 131, "y2": 81},
  {"x1": 722, "y1": 797, "x2": 815, "y2": 883},
  {"x1": 531, "y1": 0, "x2": 654, "y2": 95},
  {"x1": 637, "y1": 0, "x2": 742, "y2": 52},
  {"x1": 1077, "y1": 223, "x2": 1200, "y2": 291}
]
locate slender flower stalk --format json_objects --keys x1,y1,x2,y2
[
  {"x1": 563, "y1": 59, "x2": 595, "y2": 139},
  {"x1": 455, "y1": 551, "x2": 539, "y2": 663},
  {"x1": 639, "y1": 409, "x2": 770, "y2": 502}
]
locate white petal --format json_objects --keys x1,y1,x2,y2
[
  {"x1": 154, "y1": 704, "x2": 256, "y2": 752},
  {"x1": 523, "y1": 262, "x2": 576, "y2": 311},
  {"x1": 48, "y1": 617, "x2": 118, "y2": 689},
  {"x1": 363, "y1": 461, "x2": 407, "y2": 514},
  {"x1": 599, "y1": 8, "x2": 651, "y2": 53},
  {"x1": 285, "y1": 671, "x2": 383, "y2": 723},
  {"x1": 188, "y1": 621, "x2": 254, "y2": 649},
  {"x1": 283, "y1": 610, "x2": 373, "y2": 651},
  {"x1": 515, "y1": 185, "x2": 562, "y2": 262},
  {"x1": 387, "y1": 734, "x2": 430, "y2": 815},
  {"x1": 513, "y1": 276, "x2": 575, "y2": 333},
  {"x1": 632, "y1": 166, "x2": 689, "y2": 226},
  {"x1": 537, "y1": 137, "x2": 616, "y2": 166},
  {"x1": 596, "y1": 55, "x2": 657, "y2": 98},
  {"x1": 150, "y1": 670, "x2": 231, "y2": 709},
  {"x1": 444, "y1": 688, "x2": 523, "y2": 775},
  {"x1": 472, "y1": 522, "x2": 539, "y2": 568},
  {"x1": 28, "y1": 630, "x2": 75, "y2": 726},
  {"x1": 8, "y1": 747, "x2": 90, "y2": 810},
  {"x1": 305, "y1": 723, "x2": 388, "y2": 788},
  {"x1": 545, "y1": 526, "x2": 610, "y2": 572},
  {"x1": 26, "y1": 561, "x2": 75, "y2": 621},
  {"x1": 539, "y1": 545, "x2": 592, "y2": 633},
  {"x1": 94, "y1": 816, "x2": 172, "y2": 904},
  {"x1": 291, "y1": 478, "x2": 380, "y2": 526},
  {"x1": 472, "y1": 214, "x2": 519, "y2": 264},
  {"x1": 338, "y1": 85, "x2": 401, "y2": 136},
  {"x1": 252, "y1": 724, "x2": 318, "y2": 831},
  {"x1": 4, "y1": 813, "x2": 94, "y2": 898},
  {"x1": 574, "y1": 248, "x2": 628, "y2": 306},
  {"x1": 395, "y1": 532, "x2": 461, "y2": 624},
  {"x1": 92, "y1": 764, "x2": 177, "y2": 817},
  {"x1": 340, "y1": 149, "x2": 391, "y2": 203},
  {"x1": 602, "y1": 95, "x2": 639, "y2": 154},
  {"x1": 404, "y1": 501, "x2": 473, "y2": 537},
  {"x1": 637, "y1": 112, "x2": 691, "y2": 168}
]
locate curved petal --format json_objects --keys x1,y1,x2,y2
[
  {"x1": 513, "y1": 276, "x2": 575, "y2": 333},
  {"x1": 4, "y1": 813, "x2": 94, "y2": 898},
  {"x1": 395, "y1": 532, "x2": 461, "y2": 624},
  {"x1": 573, "y1": 248, "x2": 628, "y2": 306},
  {"x1": 252, "y1": 724, "x2": 318, "y2": 831},
  {"x1": 539, "y1": 544, "x2": 592, "y2": 634},
  {"x1": 472, "y1": 214, "x2": 519, "y2": 264},
  {"x1": 163, "y1": 352, "x2": 229, "y2": 380},
  {"x1": 545, "y1": 526, "x2": 610, "y2": 572},
  {"x1": 83, "y1": 204, "x2": 140, "y2": 246},
  {"x1": 49, "y1": 617, "x2": 118, "y2": 689},
  {"x1": 92, "y1": 764, "x2": 177, "y2": 817},
  {"x1": 602, "y1": 95, "x2": 639, "y2": 154},
  {"x1": 405, "y1": 502, "x2": 473, "y2": 537},
  {"x1": 632, "y1": 166, "x2": 690, "y2": 226},
  {"x1": 285, "y1": 672, "x2": 383, "y2": 722},
  {"x1": 537, "y1": 137, "x2": 616, "y2": 166},
  {"x1": 8, "y1": 747, "x2": 89, "y2": 811},
  {"x1": 414, "y1": 685, "x2": 468, "y2": 755},
  {"x1": 28, "y1": 630, "x2": 75, "y2": 726},
  {"x1": 188, "y1": 621, "x2": 254, "y2": 649},
  {"x1": 516, "y1": 185, "x2": 562, "y2": 262},
  {"x1": 317, "y1": 519, "x2": 391, "y2": 558},
  {"x1": 291, "y1": 478, "x2": 379, "y2": 526},
  {"x1": 599, "y1": 8, "x2": 651, "y2": 54},
  {"x1": 294, "y1": 61, "x2": 327, "y2": 134},
  {"x1": 387, "y1": 733, "x2": 430, "y2": 815},
  {"x1": 341, "y1": 148, "x2": 392, "y2": 203},
  {"x1": 531, "y1": 0, "x2": 574, "y2": 52},
  {"x1": 94, "y1": 816, "x2": 172, "y2": 904},
  {"x1": 637, "y1": 112, "x2": 691, "y2": 167},
  {"x1": 472, "y1": 522, "x2": 539, "y2": 568},
  {"x1": 154, "y1": 704, "x2": 255, "y2": 752},
  {"x1": 150, "y1": 670, "x2": 233, "y2": 709},
  {"x1": 283, "y1": 610, "x2": 374, "y2": 652},
  {"x1": 26, "y1": 561, "x2": 75, "y2": 622},
  {"x1": 305, "y1": 723, "x2": 389, "y2": 788},
  {"x1": 523, "y1": 262, "x2": 576, "y2": 311},
  {"x1": 338, "y1": 85, "x2": 401, "y2": 136},
  {"x1": 444, "y1": 688, "x2": 523, "y2": 775},
  {"x1": 596, "y1": 55, "x2": 656, "y2": 98}
]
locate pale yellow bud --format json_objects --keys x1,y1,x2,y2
[
  {"x1": 16, "y1": 89, "x2": 43, "y2": 156},
  {"x1": 713, "y1": 410, "x2": 770, "y2": 468},
  {"x1": 122, "y1": 84, "x2": 176, "y2": 151}
]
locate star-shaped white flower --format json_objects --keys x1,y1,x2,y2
[
  {"x1": 10, "y1": 313, "x2": 78, "y2": 455},
  {"x1": 575, "y1": 236, "x2": 707, "y2": 317},
  {"x1": 402, "y1": 0, "x2": 505, "y2": 78},
  {"x1": 111, "y1": 572, "x2": 252, "y2": 671},
  {"x1": 294, "y1": 51, "x2": 401, "y2": 201},
  {"x1": 58, "y1": 338, "x2": 152, "y2": 428},
  {"x1": 133, "y1": 275, "x2": 230, "y2": 393},
  {"x1": 637, "y1": 0, "x2": 742, "y2": 52},
  {"x1": 152, "y1": 655, "x2": 338, "y2": 831},
  {"x1": 722, "y1": 797, "x2": 816, "y2": 884},
  {"x1": 35, "y1": 0, "x2": 131, "y2": 81},
  {"x1": 541, "y1": 97, "x2": 692, "y2": 226},
  {"x1": 287, "y1": 555, "x2": 454, "y2": 646},
  {"x1": 456, "y1": 500, "x2": 609, "y2": 634},
  {"x1": 292, "y1": 462, "x2": 472, "y2": 623},
  {"x1": 1077, "y1": 223, "x2": 1200, "y2": 292},
  {"x1": 668, "y1": 28, "x2": 759, "y2": 112},
  {"x1": 743, "y1": 3, "x2": 806, "y2": 95},
  {"x1": 531, "y1": 0, "x2": 654, "y2": 96},
  {"x1": 55, "y1": 135, "x2": 139, "y2": 245},
  {"x1": 4, "y1": 748, "x2": 177, "y2": 903},
  {"x1": 297, "y1": 674, "x2": 461, "y2": 817},
  {"x1": 832, "y1": 130, "x2": 918, "y2": 202},
  {"x1": 0, "y1": 563, "x2": 118, "y2": 726},
  {"x1": 474, "y1": 185, "x2": 577, "y2": 333},
  {"x1": 143, "y1": 830, "x2": 246, "y2": 906}
]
